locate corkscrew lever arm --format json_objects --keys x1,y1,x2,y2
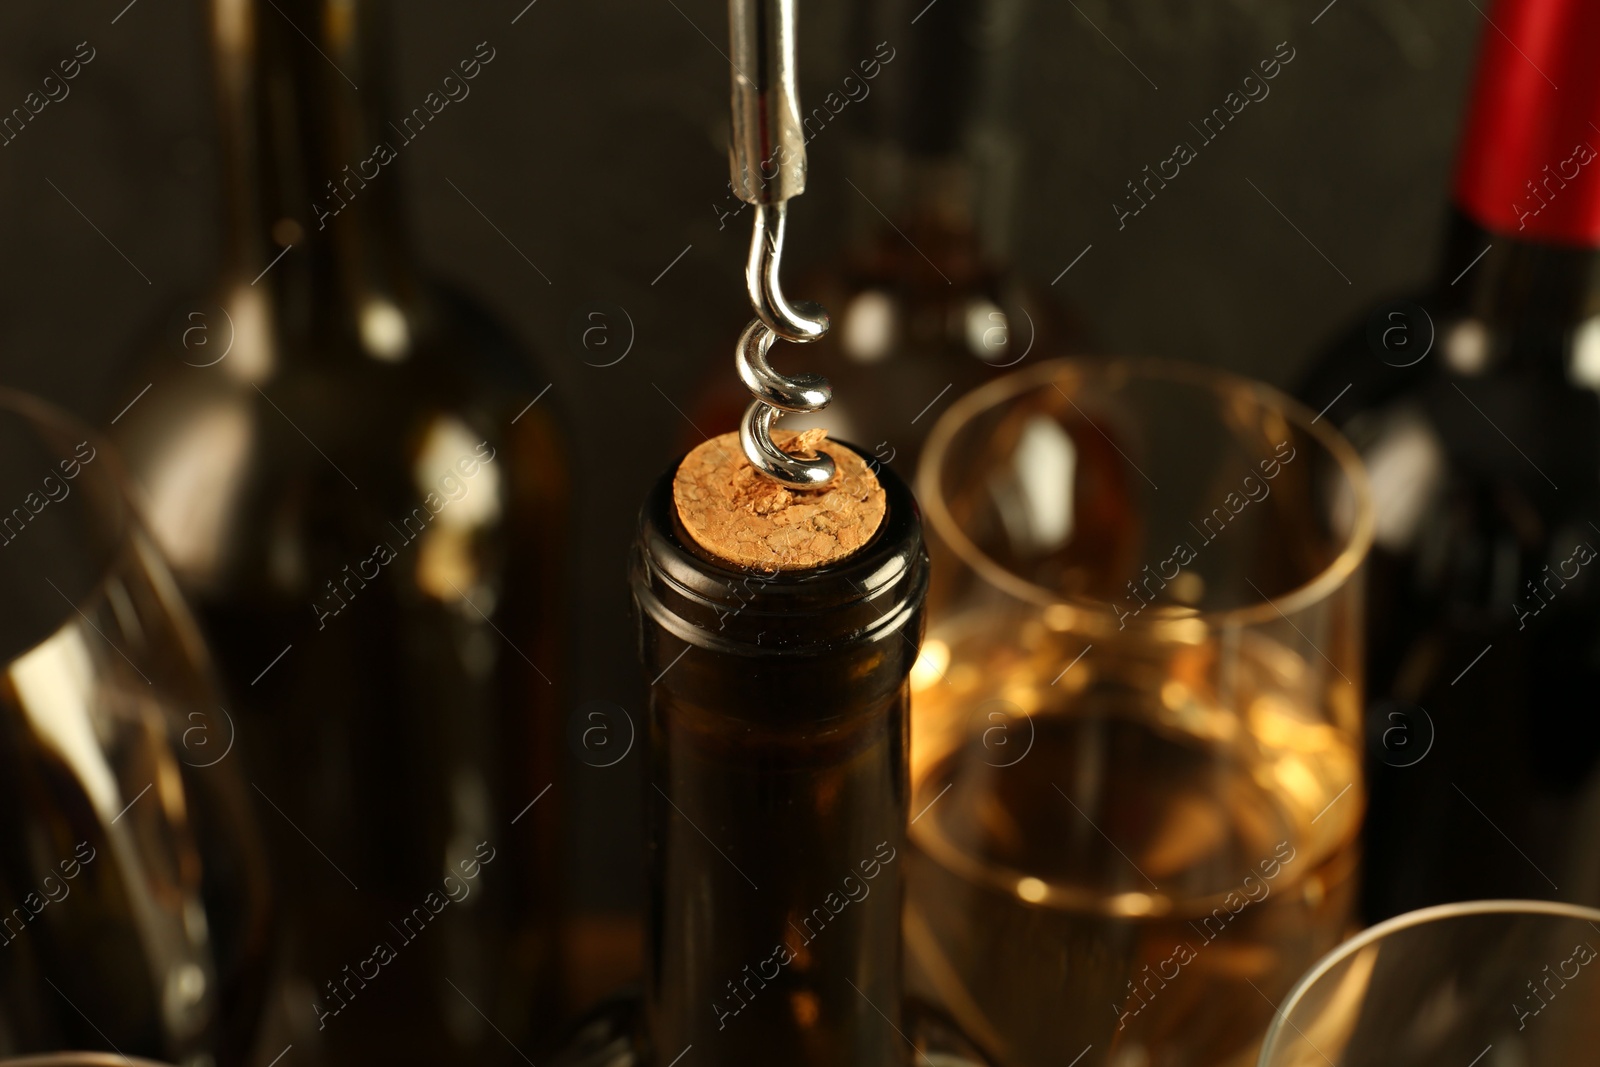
[{"x1": 729, "y1": 0, "x2": 834, "y2": 487}]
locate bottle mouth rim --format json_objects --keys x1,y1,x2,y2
[{"x1": 632, "y1": 442, "x2": 928, "y2": 656}]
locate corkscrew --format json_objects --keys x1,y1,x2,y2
[{"x1": 729, "y1": 0, "x2": 834, "y2": 487}]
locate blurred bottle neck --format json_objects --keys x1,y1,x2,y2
[
  {"x1": 1439, "y1": 0, "x2": 1600, "y2": 378},
  {"x1": 844, "y1": 0, "x2": 1025, "y2": 268},
  {"x1": 1440, "y1": 210, "x2": 1600, "y2": 355},
  {"x1": 209, "y1": 0, "x2": 420, "y2": 353}
]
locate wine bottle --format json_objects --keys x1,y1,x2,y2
[
  {"x1": 551, "y1": 435, "x2": 985, "y2": 1067},
  {"x1": 1297, "y1": 0, "x2": 1600, "y2": 918},
  {"x1": 689, "y1": 0, "x2": 1071, "y2": 476},
  {"x1": 105, "y1": 2, "x2": 567, "y2": 1063}
]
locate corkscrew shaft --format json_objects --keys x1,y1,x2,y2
[
  {"x1": 728, "y1": 0, "x2": 805, "y2": 203},
  {"x1": 728, "y1": 0, "x2": 833, "y2": 487}
]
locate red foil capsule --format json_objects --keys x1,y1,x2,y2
[{"x1": 1452, "y1": 0, "x2": 1600, "y2": 244}]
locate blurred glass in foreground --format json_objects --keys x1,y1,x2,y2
[
  {"x1": 1, "y1": 1054, "x2": 181, "y2": 1067},
  {"x1": 0, "y1": 393, "x2": 269, "y2": 1067},
  {"x1": 910, "y1": 359, "x2": 1372, "y2": 1067},
  {"x1": 1258, "y1": 900, "x2": 1600, "y2": 1067}
]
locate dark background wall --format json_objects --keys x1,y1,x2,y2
[{"x1": 0, "y1": 0, "x2": 1481, "y2": 909}]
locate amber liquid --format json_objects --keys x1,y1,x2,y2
[
  {"x1": 647, "y1": 684, "x2": 906, "y2": 1067},
  {"x1": 907, "y1": 614, "x2": 1361, "y2": 1067}
]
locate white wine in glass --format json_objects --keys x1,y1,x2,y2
[{"x1": 909, "y1": 359, "x2": 1373, "y2": 1067}]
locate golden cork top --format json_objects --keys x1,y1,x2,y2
[{"x1": 672, "y1": 429, "x2": 887, "y2": 570}]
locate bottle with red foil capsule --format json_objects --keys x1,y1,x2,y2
[{"x1": 1297, "y1": 0, "x2": 1600, "y2": 919}]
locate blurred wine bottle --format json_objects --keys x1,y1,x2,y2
[
  {"x1": 105, "y1": 1, "x2": 567, "y2": 1064},
  {"x1": 691, "y1": 0, "x2": 1074, "y2": 476},
  {"x1": 1298, "y1": 0, "x2": 1600, "y2": 918}
]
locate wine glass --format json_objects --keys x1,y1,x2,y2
[
  {"x1": 908, "y1": 358, "x2": 1374, "y2": 1067},
  {"x1": 0, "y1": 391, "x2": 270, "y2": 1067},
  {"x1": 1258, "y1": 900, "x2": 1600, "y2": 1066},
  {"x1": 0, "y1": 1055, "x2": 178, "y2": 1067}
]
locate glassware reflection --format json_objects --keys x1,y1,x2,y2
[{"x1": 0, "y1": 392, "x2": 269, "y2": 1067}]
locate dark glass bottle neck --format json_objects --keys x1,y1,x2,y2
[
  {"x1": 844, "y1": 0, "x2": 1023, "y2": 260},
  {"x1": 1437, "y1": 0, "x2": 1600, "y2": 377},
  {"x1": 857, "y1": 0, "x2": 983, "y2": 159},
  {"x1": 631, "y1": 453, "x2": 928, "y2": 1067},
  {"x1": 209, "y1": 0, "x2": 418, "y2": 342},
  {"x1": 1437, "y1": 208, "x2": 1600, "y2": 376}
]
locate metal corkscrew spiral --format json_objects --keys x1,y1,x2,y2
[{"x1": 729, "y1": 0, "x2": 834, "y2": 487}]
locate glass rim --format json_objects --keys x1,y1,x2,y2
[
  {"x1": 917, "y1": 356, "x2": 1376, "y2": 630},
  {"x1": 0, "y1": 1057, "x2": 178, "y2": 1067},
  {"x1": 1258, "y1": 898, "x2": 1600, "y2": 1065},
  {"x1": 0, "y1": 385, "x2": 132, "y2": 541},
  {"x1": 0, "y1": 384, "x2": 128, "y2": 497},
  {"x1": 0, "y1": 387, "x2": 135, "y2": 653}
]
